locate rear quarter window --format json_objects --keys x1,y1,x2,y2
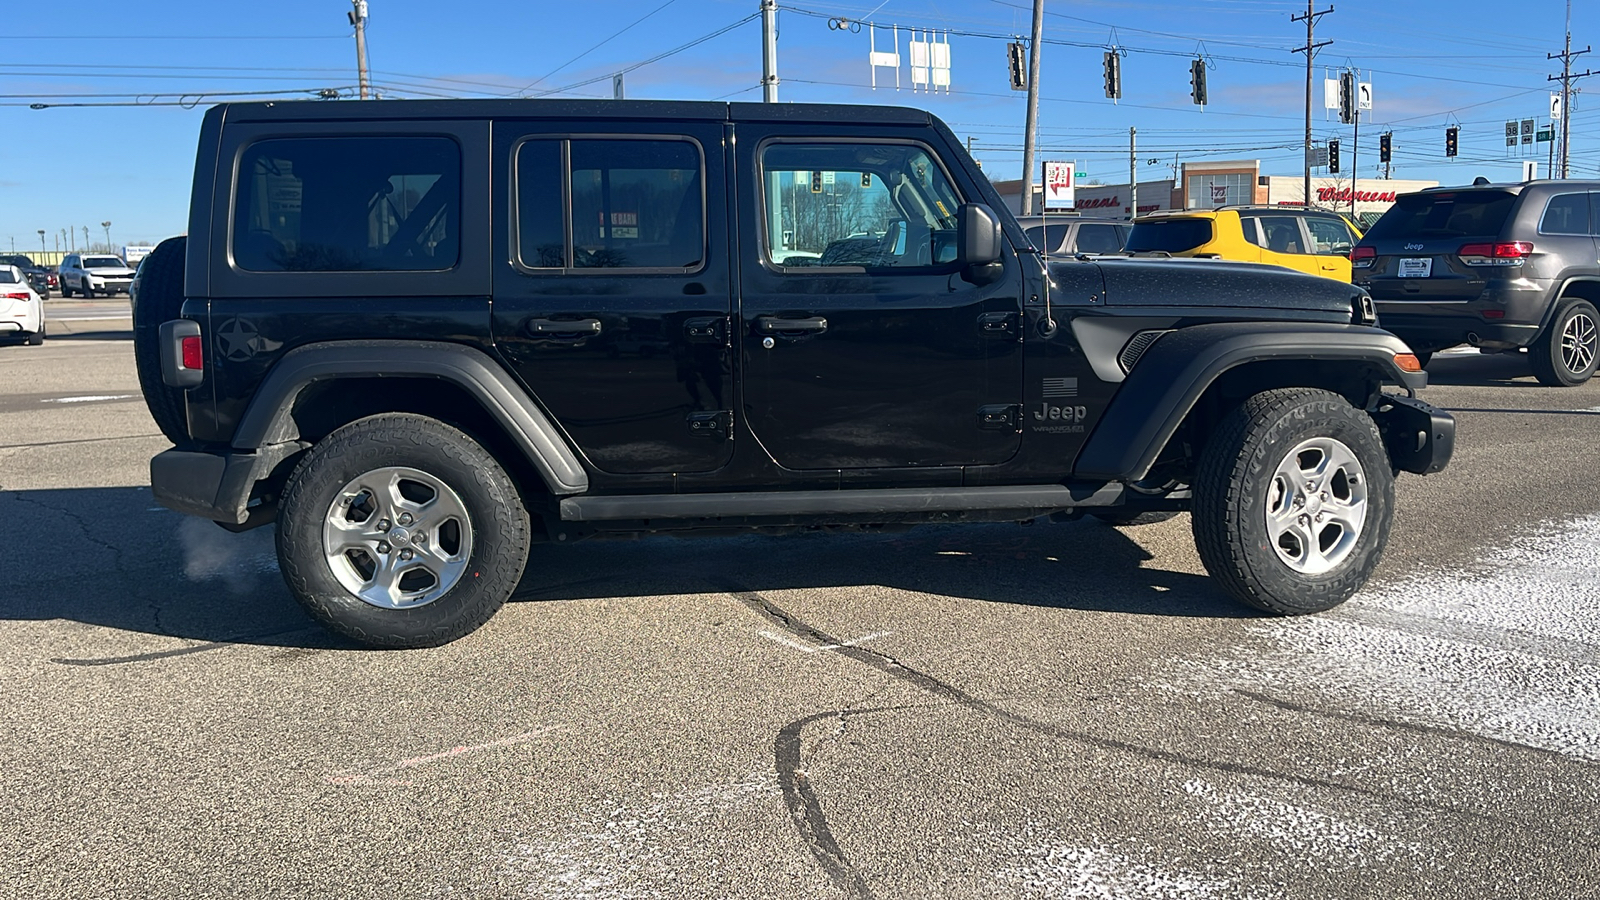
[
  {"x1": 1125, "y1": 219, "x2": 1213, "y2": 253},
  {"x1": 233, "y1": 136, "x2": 461, "y2": 272},
  {"x1": 1362, "y1": 191, "x2": 1517, "y2": 240}
]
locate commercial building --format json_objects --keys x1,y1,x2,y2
[{"x1": 992, "y1": 159, "x2": 1437, "y2": 224}]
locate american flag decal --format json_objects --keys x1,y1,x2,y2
[{"x1": 1042, "y1": 377, "x2": 1079, "y2": 398}]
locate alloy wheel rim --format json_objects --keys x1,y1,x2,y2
[
  {"x1": 321, "y1": 466, "x2": 474, "y2": 609},
  {"x1": 1560, "y1": 312, "x2": 1597, "y2": 375},
  {"x1": 1263, "y1": 437, "x2": 1368, "y2": 576}
]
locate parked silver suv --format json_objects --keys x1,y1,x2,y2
[{"x1": 59, "y1": 253, "x2": 136, "y2": 298}]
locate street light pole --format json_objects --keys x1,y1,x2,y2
[
  {"x1": 38, "y1": 230, "x2": 46, "y2": 253},
  {"x1": 102, "y1": 221, "x2": 112, "y2": 253}
]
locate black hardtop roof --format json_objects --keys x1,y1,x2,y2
[{"x1": 215, "y1": 98, "x2": 935, "y2": 126}]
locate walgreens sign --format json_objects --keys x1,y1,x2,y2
[{"x1": 1317, "y1": 187, "x2": 1398, "y2": 203}]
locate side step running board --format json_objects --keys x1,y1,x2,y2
[{"x1": 559, "y1": 483, "x2": 1123, "y2": 522}]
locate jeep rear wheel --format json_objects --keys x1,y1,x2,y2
[
  {"x1": 1531, "y1": 299, "x2": 1599, "y2": 387},
  {"x1": 276, "y1": 413, "x2": 531, "y2": 649},
  {"x1": 1192, "y1": 388, "x2": 1394, "y2": 615}
]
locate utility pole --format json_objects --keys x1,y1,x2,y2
[
  {"x1": 761, "y1": 0, "x2": 779, "y2": 103},
  {"x1": 1292, "y1": 3, "x2": 1333, "y2": 210},
  {"x1": 1129, "y1": 127, "x2": 1137, "y2": 220},
  {"x1": 1548, "y1": 0, "x2": 1593, "y2": 179},
  {"x1": 1019, "y1": 0, "x2": 1044, "y2": 216},
  {"x1": 349, "y1": 1, "x2": 371, "y2": 100}
]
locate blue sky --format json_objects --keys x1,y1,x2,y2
[{"x1": 2, "y1": 0, "x2": 1595, "y2": 252}]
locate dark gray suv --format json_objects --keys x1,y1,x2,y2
[{"x1": 1352, "y1": 181, "x2": 1600, "y2": 385}]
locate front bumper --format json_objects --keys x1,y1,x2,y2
[
  {"x1": 88, "y1": 278, "x2": 133, "y2": 292},
  {"x1": 1370, "y1": 394, "x2": 1455, "y2": 475}
]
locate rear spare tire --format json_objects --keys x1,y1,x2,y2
[{"x1": 131, "y1": 236, "x2": 191, "y2": 444}]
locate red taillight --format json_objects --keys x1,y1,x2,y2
[
  {"x1": 2, "y1": 292, "x2": 29, "y2": 301},
  {"x1": 1459, "y1": 241, "x2": 1533, "y2": 258},
  {"x1": 180, "y1": 335, "x2": 203, "y2": 370},
  {"x1": 1350, "y1": 246, "x2": 1376, "y2": 261},
  {"x1": 1458, "y1": 241, "x2": 1533, "y2": 266}
]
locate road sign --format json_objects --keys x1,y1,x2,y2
[
  {"x1": 1522, "y1": 118, "x2": 1535, "y2": 145},
  {"x1": 1307, "y1": 145, "x2": 1329, "y2": 168},
  {"x1": 1358, "y1": 82, "x2": 1372, "y2": 111},
  {"x1": 1043, "y1": 161, "x2": 1076, "y2": 210},
  {"x1": 1507, "y1": 120, "x2": 1519, "y2": 148},
  {"x1": 1537, "y1": 128, "x2": 1554, "y2": 142}
]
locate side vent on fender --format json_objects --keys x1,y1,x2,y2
[{"x1": 1118, "y1": 329, "x2": 1172, "y2": 373}]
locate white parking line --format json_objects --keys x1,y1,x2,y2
[
  {"x1": 43, "y1": 394, "x2": 135, "y2": 403},
  {"x1": 757, "y1": 629, "x2": 893, "y2": 654}
]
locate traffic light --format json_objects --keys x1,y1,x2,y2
[
  {"x1": 1103, "y1": 51, "x2": 1121, "y2": 100},
  {"x1": 1338, "y1": 71, "x2": 1355, "y2": 124},
  {"x1": 1190, "y1": 58, "x2": 1208, "y2": 106},
  {"x1": 811, "y1": 171, "x2": 823, "y2": 193},
  {"x1": 1446, "y1": 126, "x2": 1459, "y2": 157},
  {"x1": 1007, "y1": 42, "x2": 1027, "y2": 91},
  {"x1": 1379, "y1": 132, "x2": 1392, "y2": 163},
  {"x1": 1328, "y1": 139, "x2": 1340, "y2": 174}
]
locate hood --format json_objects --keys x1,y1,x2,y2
[{"x1": 1060, "y1": 256, "x2": 1366, "y2": 317}]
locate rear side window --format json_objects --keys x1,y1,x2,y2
[
  {"x1": 515, "y1": 138, "x2": 704, "y2": 271},
  {"x1": 1125, "y1": 219, "x2": 1213, "y2": 253},
  {"x1": 1024, "y1": 224, "x2": 1072, "y2": 254},
  {"x1": 1075, "y1": 223, "x2": 1124, "y2": 254},
  {"x1": 1539, "y1": 193, "x2": 1591, "y2": 235},
  {"x1": 234, "y1": 136, "x2": 460, "y2": 272},
  {"x1": 1362, "y1": 191, "x2": 1516, "y2": 240}
]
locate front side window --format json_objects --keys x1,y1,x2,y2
[
  {"x1": 515, "y1": 138, "x2": 704, "y2": 271},
  {"x1": 1540, "y1": 193, "x2": 1590, "y2": 235},
  {"x1": 1259, "y1": 216, "x2": 1307, "y2": 254},
  {"x1": 1303, "y1": 217, "x2": 1355, "y2": 255},
  {"x1": 234, "y1": 136, "x2": 460, "y2": 272},
  {"x1": 760, "y1": 142, "x2": 963, "y2": 270}
]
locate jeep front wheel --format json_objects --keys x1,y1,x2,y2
[
  {"x1": 276, "y1": 413, "x2": 531, "y2": 649},
  {"x1": 1192, "y1": 388, "x2": 1394, "y2": 615}
]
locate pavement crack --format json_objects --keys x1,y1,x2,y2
[
  {"x1": 10, "y1": 490, "x2": 164, "y2": 634},
  {"x1": 727, "y1": 580, "x2": 1512, "y2": 890}
]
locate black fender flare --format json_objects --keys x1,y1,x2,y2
[
  {"x1": 1073, "y1": 322, "x2": 1425, "y2": 482},
  {"x1": 233, "y1": 339, "x2": 589, "y2": 495}
]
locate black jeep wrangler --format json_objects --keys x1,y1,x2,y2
[{"x1": 137, "y1": 99, "x2": 1454, "y2": 649}]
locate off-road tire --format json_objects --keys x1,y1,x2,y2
[
  {"x1": 1192, "y1": 388, "x2": 1394, "y2": 615},
  {"x1": 80, "y1": 280, "x2": 93, "y2": 298},
  {"x1": 131, "y1": 236, "x2": 191, "y2": 444},
  {"x1": 1530, "y1": 299, "x2": 1599, "y2": 387},
  {"x1": 276, "y1": 413, "x2": 531, "y2": 649},
  {"x1": 1091, "y1": 510, "x2": 1182, "y2": 526}
]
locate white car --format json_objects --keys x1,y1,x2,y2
[
  {"x1": 0, "y1": 265, "x2": 45, "y2": 346},
  {"x1": 58, "y1": 253, "x2": 136, "y2": 297}
]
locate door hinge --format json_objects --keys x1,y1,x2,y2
[
  {"x1": 687, "y1": 410, "x2": 732, "y2": 439},
  {"x1": 977, "y1": 403, "x2": 1022, "y2": 431},
  {"x1": 684, "y1": 316, "x2": 728, "y2": 345},
  {"x1": 978, "y1": 311, "x2": 1018, "y2": 338}
]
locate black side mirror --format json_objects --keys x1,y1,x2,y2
[{"x1": 957, "y1": 202, "x2": 1003, "y2": 267}]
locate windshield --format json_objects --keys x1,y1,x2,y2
[
  {"x1": 1125, "y1": 219, "x2": 1213, "y2": 253},
  {"x1": 1362, "y1": 191, "x2": 1517, "y2": 240},
  {"x1": 1, "y1": 255, "x2": 35, "y2": 268},
  {"x1": 84, "y1": 256, "x2": 125, "y2": 268}
]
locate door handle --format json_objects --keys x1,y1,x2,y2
[
  {"x1": 525, "y1": 317, "x2": 602, "y2": 338},
  {"x1": 755, "y1": 315, "x2": 828, "y2": 335}
]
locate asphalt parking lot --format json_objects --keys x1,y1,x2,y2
[{"x1": 3, "y1": 305, "x2": 1597, "y2": 899}]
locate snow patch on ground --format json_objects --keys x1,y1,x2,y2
[
  {"x1": 1170, "y1": 514, "x2": 1600, "y2": 761},
  {"x1": 984, "y1": 827, "x2": 1260, "y2": 900},
  {"x1": 1181, "y1": 779, "x2": 1421, "y2": 864},
  {"x1": 502, "y1": 771, "x2": 778, "y2": 899}
]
